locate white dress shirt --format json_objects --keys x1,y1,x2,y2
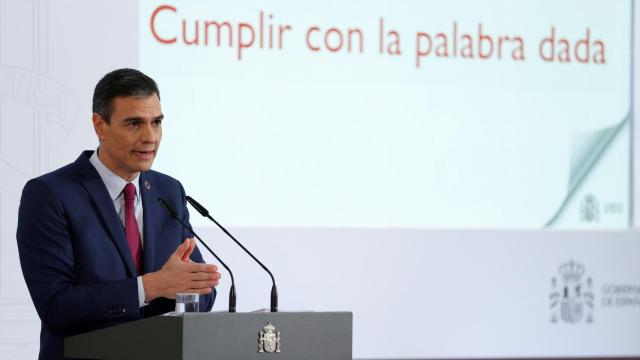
[{"x1": 89, "y1": 151, "x2": 147, "y2": 307}]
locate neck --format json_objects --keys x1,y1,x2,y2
[{"x1": 96, "y1": 148, "x2": 138, "y2": 182}]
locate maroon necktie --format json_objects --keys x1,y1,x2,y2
[{"x1": 124, "y1": 183, "x2": 142, "y2": 274}]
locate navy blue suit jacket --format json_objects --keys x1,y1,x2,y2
[{"x1": 17, "y1": 151, "x2": 215, "y2": 360}]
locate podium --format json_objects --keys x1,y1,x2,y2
[{"x1": 64, "y1": 311, "x2": 352, "y2": 360}]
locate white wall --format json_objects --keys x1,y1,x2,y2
[{"x1": 0, "y1": 0, "x2": 138, "y2": 358}]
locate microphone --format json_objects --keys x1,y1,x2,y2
[
  {"x1": 157, "y1": 197, "x2": 237, "y2": 313},
  {"x1": 186, "y1": 195, "x2": 279, "y2": 312}
]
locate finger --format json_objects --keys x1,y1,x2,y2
[
  {"x1": 173, "y1": 239, "x2": 190, "y2": 259},
  {"x1": 190, "y1": 279, "x2": 219, "y2": 288},
  {"x1": 185, "y1": 263, "x2": 219, "y2": 273},
  {"x1": 181, "y1": 238, "x2": 196, "y2": 262},
  {"x1": 186, "y1": 287, "x2": 213, "y2": 295},
  {"x1": 189, "y1": 272, "x2": 221, "y2": 281}
]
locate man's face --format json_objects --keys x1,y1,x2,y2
[{"x1": 92, "y1": 94, "x2": 163, "y2": 181}]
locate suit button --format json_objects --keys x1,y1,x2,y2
[{"x1": 121, "y1": 308, "x2": 126, "y2": 313}]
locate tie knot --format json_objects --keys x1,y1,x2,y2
[{"x1": 124, "y1": 183, "x2": 136, "y2": 201}]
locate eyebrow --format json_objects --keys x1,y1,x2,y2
[{"x1": 122, "y1": 114, "x2": 164, "y2": 123}]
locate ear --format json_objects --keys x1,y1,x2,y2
[{"x1": 92, "y1": 113, "x2": 108, "y2": 142}]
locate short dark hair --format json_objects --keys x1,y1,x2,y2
[{"x1": 92, "y1": 68, "x2": 160, "y2": 123}]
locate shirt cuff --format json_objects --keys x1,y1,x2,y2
[{"x1": 137, "y1": 276, "x2": 148, "y2": 308}]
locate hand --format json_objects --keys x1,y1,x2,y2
[{"x1": 142, "y1": 238, "x2": 221, "y2": 302}]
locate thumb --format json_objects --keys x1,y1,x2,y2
[
  {"x1": 181, "y1": 238, "x2": 196, "y2": 262},
  {"x1": 173, "y1": 239, "x2": 191, "y2": 259}
]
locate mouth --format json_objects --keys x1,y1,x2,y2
[{"x1": 132, "y1": 150, "x2": 156, "y2": 161}]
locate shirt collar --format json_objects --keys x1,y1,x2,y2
[{"x1": 89, "y1": 149, "x2": 140, "y2": 201}]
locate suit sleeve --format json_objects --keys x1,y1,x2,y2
[
  {"x1": 17, "y1": 179, "x2": 140, "y2": 333},
  {"x1": 178, "y1": 182, "x2": 216, "y2": 312}
]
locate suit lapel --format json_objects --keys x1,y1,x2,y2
[
  {"x1": 75, "y1": 151, "x2": 137, "y2": 277},
  {"x1": 140, "y1": 172, "x2": 157, "y2": 274}
]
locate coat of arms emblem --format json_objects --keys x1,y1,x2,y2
[
  {"x1": 550, "y1": 260, "x2": 594, "y2": 323},
  {"x1": 257, "y1": 322, "x2": 281, "y2": 353},
  {"x1": 580, "y1": 194, "x2": 599, "y2": 223}
]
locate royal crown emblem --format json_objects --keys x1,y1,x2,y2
[
  {"x1": 550, "y1": 260, "x2": 594, "y2": 324},
  {"x1": 257, "y1": 322, "x2": 281, "y2": 353}
]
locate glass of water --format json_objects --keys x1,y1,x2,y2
[{"x1": 175, "y1": 293, "x2": 199, "y2": 313}]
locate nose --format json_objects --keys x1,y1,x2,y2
[{"x1": 140, "y1": 121, "x2": 159, "y2": 143}]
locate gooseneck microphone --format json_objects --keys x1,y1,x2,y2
[
  {"x1": 186, "y1": 195, "x2": 279, "y2": 312},
  {"x1": 157, "y1": 197, "x2": 237, "y2": 313}
]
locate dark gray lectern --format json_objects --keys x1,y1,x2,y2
[{"x1": 64, "y1": 311, "x2": 352, "y2": 360}]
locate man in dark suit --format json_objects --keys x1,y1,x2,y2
[{"x1": 17, "y1": 68, "x2": 221, "y2": 360}]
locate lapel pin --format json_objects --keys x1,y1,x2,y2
[{"x1": 144, "y1": 180, "x2": 151, "y2": 190}]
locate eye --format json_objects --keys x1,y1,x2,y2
[
  {"x1": 128, "y1": 120, "x2": 140, "y2": 127},
  {"x1": 153, "y1": 119, "x2": 163, "y2": 126}
]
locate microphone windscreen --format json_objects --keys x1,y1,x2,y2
[
  {"x1": 186, "y1": 195, "x2": 210, "y2": 217},
  {"x1": 157, "y1": 197, "x2": 178, "y2": 219}
]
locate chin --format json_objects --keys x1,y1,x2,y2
[
  {"x1": 138, "y1": 163, "x2": 154, "y2": 172},
  {"x1": 130, "y1": 161, "x2": 154, "y2": 173}
]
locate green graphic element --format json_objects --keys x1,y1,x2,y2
[{"x1": 545, "y1": 114, "x2": 630, "y2": 227}]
